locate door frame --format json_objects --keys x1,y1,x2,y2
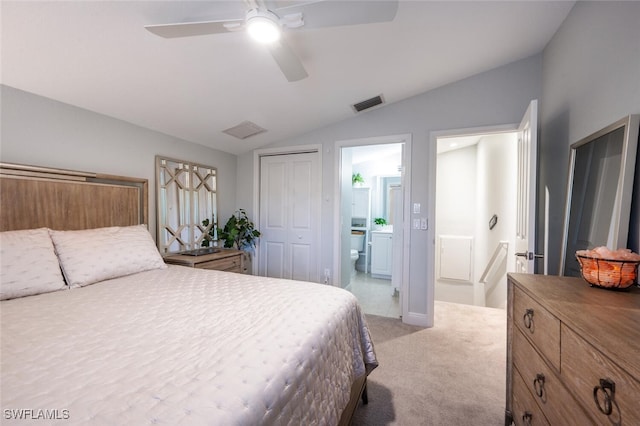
[
  {"x1": 333, "y1": 134, "x2": 412, "y2": 320},
  {"x1": 253, "y1": 144, "x2": 322, "y2": 277},
  {"x1": 428, "y1": 124, "x2": 517, "y2": 317}
]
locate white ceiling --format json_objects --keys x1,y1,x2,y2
[
  {"x1": 436, "y1": 135, "x2": 482, "y2": 154},
  {"x1": 1, "y1": 1, "x2": 574, "y2": 156},
  {"x1": 351, "y1": 142, "x2": 402, "y2": 165}
]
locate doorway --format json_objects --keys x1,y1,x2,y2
[
  {"x1": 428, "y1": 101, "x2": 539, "y2": 312},
  {"x1": 434, "y1": 131, "x2": 518, "y2": 309},
  {"x1": 334, "y1": 134, "x2": 411, "y2": 320}
]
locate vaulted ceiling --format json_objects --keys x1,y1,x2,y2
[{"x1": 1, "y1": 1, "x2": 574, "y2": 155}]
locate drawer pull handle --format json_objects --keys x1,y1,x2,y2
[
  {"x1": 593, "y1": 378, "x2": 616, "y2": 416},
  {"x1": 533, "y1": 373, "x2": 545, "y2": 398},
  {"x1": 522, "y1": 412, "x2": 533, "y2": 426},
  {"x1": 523, "y1": 308, "x2": 534, "y2": 331}
]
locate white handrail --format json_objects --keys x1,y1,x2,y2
[{"x1": 479, "y1": 241, "x2": 509, "y2": 284}]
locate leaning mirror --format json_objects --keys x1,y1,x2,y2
[
  {"x1": 156, "y1": 156, "x2": 217, "y2": 254},
  {"x1": 560, "y1": 115, "x2": 639, "y2": 277}
]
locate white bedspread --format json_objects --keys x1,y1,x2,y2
[{"x1": 1, "y1": 266, "x2": 377, "y2": 425}]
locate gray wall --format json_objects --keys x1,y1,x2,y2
[
  {"x1": 238, "y1": 54, "x2": 543, "y2": 321},
  {"x1": 0, "y1": 85, "x2": 238, "y2": 240},
  {"x1": 540, "y1": 1, "x2": 640, "y2": 274}
]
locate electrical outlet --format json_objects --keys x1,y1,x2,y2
[
  {"x1": 421, "y1": 217, "x2": 428, "y2": 230},
  {"x1": 413, "y1": 203, "x2": 421, "y2": 214},
  {"x1": 413, "y1": 218, "x2": 420, "y2": 229}
]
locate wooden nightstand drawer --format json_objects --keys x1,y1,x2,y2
[
  {"x1": 163, "y1": 249, "x2": 244, "y2": 274},
  {"x1": 196, "y1": 255, "x2": 241, "y2": 272},
  {"x1": 513, "y1": 328, "x2": 592, "y2": 425},
  {"x1": 562, "y1": 324, "x2": 640, "y2": 425},
  {"x1": 513, "y1": 286, "x2": 560, "y2": 369},
  {"x1": 512, "y1": 368, "x2": 550, "y2": 426}
]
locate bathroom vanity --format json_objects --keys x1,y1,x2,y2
[{"x1": 371, "y1": 229, "x2": 393, "y2": 279}]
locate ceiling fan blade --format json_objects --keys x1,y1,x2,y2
[
  {"x1": 268, "y1": 39, "x2": 308, "y2": 82},
  {"x1": 275, "y1": 0, "x2": 398, "y2": 29},
  {"x1": 145, "y1": 19, "x2": 244, "y2": 38}
]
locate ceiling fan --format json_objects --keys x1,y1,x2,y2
[{"x1": 145, "y1": 0, "x2": 399, "y2": 82}]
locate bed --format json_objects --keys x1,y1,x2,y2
[{"x1": 0, "y1": 163, "x2": 377, "y2": 425}]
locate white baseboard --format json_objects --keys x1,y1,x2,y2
[{"x1": 402, "y1": 311, "x2": 431, "y2": 328}]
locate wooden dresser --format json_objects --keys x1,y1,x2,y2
[
  {"x1": 506, "y1": 273, "x2": 640, "y2": 426},
  {"x1": 163, "y1": 249, "x2": 244, "y2": 273}
]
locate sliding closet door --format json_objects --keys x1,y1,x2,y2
[{"x1": 259, "y1": 152, "x2": 320, "y2": 282}]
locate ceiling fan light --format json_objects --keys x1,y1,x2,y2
[{"x1": 247, "y1": 10, "x2": 281, "y2": 43}]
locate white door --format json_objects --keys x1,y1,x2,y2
[
  {"x1": 340, "y1": 150, "x2": 353, "y2": 287},
  {"x1": 514, "y1": 100, "x2": 539, "y2": 273},
  {"x1": 259, "y1": 152, "x2": 321, "y2": 282},
  {"x1": 390, "y1": 185, "x2": 403, "y2": 294}
]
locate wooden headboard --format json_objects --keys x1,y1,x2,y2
[{"x1": 0, "y1": 162, "x2": 148, "y2": 232}]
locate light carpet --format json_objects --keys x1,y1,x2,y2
[{"x1": 352, "y1": 301, "x2": 507, "y2": 425}]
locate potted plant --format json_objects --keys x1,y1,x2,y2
[
  {"x1": 373, "y1": 217, "x2": 387, "y2": 230},
  {"x1": 352, "y1": 172, "x2": 365, "y2": 187},
  {"x1": 216, "y1": 209, "x2": 260, "y2": 250},
  {"x1": 202, "y1": 209, "x2": 260, "y2": 273}
]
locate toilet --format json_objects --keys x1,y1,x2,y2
[
  {"x1": 350, "y1": 232, "x2": 366, "y2": 275},
  {"x1": 350, "y1": 250, "x2": 359, "y2": 276}
]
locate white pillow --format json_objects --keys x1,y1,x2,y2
[
  {"x1": 0, "y1": 228, "x2": 67, "y2": 300},
  {"x1": 50, "y1": 225, "x2": 166, "y2": 288}
]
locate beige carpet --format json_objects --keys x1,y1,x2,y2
[{"x1": 352, "y1": 301, "x2": 507, "y2": 425}]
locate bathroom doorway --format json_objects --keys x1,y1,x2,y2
[{"x1": 334, "y1": 134, "x2": 411, "y2": 319}]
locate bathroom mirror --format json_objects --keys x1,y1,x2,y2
[
  {"x1": 379, "y1": 176, "x2": 401, "y2": 224},
  {"x1": 156, "y1": 156, "x2": 217, "y2": 254},
  {"x1": 560, "y1": 115, "x2": 639, "y2": 277}
]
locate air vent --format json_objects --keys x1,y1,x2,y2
[
  {"x1": 222, "y1": 121, "x2": 267, "y2": 140},
  {"x1": 352, "y1": 94, "x2": 385, "y2": 113}
]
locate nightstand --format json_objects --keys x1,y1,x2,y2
[{"x1": 163, "y1": 249, "x2": 244, "y2": 273}]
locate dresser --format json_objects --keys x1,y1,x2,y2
[
  {"x1": 506, "y1": 273, "x2": 640, "y2": 426},
  {"x1": 163, "y1": 249, "x2": 244, "y2": 273}
]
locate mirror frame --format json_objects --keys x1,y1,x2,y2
[
  {"x1": 560, "y1": 115, "x2": 639, "y2": 276},
  {"x1": 155, "y1": 156, "x2": 218, "y2": 254}
]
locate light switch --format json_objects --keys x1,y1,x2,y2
[
  {"x1": 421, "y1": 217, "x2": 428, "y2": 230},
  {"x1": 413, "y1": 218, "x2": 421, "y2": 229},
  {"x1": 413, "y1": 203, "x2": 421, "y2": 214}
]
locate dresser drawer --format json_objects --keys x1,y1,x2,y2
[
  {"x1": 561, "y1": 324, "x2": 640, "y2": 425},
  {"x1": 512, "y1": 368, "x2": 550, "y2": 426},
  {"x1": 513, "y1": 328, "x2": 593, "y2": 425},
  {"x1": 195, "y1": 255, "x2": 242, "y2": 272},
  {"x1": 513, "y1": 285, "x2": 560, "y2": 369}
]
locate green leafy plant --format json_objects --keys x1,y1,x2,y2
[
  {"x1": 374, "y1": 217, "x2": 387, "y2": 226},
  {"x1": 201, "y1": 217, "x2": 216, "y2": 247},
  {"x1": 352, "y1": 172, "x2": 364, "y2": 186},
  {"x1": 216, "y1": 209, "x2": 261, "y2": 252}
]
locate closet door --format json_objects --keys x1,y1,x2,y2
[{"x1": 259, "y1": 152, "x2": 320, "y2": 282}]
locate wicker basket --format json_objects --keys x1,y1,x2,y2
[{"x1": 576, "y1": 254, "x2": 640, "y2": 290}]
